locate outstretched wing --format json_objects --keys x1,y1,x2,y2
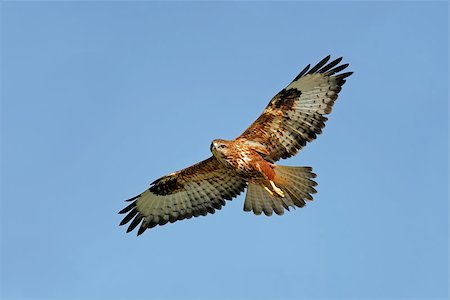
[
  {"x1": 119, "y1": 157, "x2": 247, "y2": 235},
  {"x1": 238, "y1": 55, "x2": 352, "y2": 162}
]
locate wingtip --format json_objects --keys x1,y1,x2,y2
[
  {"x1": 325, "y1": 63, "x2": 350, "y2": 76},
  {"x1": 126, "y1": 215, "x2": 144, "y2": 233},
  {"x1": 137, "y1": 226, "x2": 147, "y2": 236},
  {"x1": 125, "y1": 194, "x2": 140, "y2": 202},
  {"x1": 307, "y1": 55, "x2": 332, "y2": 75},
  {"x1": 293, "y1": 63, "x2": 311, "y2": 81},
  {"x1": 118, "y1": 201, "x2": 137, "y2": 215},
  {"x1": 341, "y1": 71, "x2": 354, "y2": 78}
]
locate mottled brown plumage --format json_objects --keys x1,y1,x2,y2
[{"x1": 119, "y1": 55, "x2": 352, "y2": 235}]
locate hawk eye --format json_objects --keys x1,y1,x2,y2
[{"x1": 218, "y1": 144, "x2": 226, "y2": 149}]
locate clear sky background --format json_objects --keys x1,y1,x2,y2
[{"x1": 1, "y1": 2, "x2": 448, "y2": 300}]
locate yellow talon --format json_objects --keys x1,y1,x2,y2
[
  {"x1": 264, "y1": 186, "x2": 274, "y2": 196},
  {"x1": 270, "y1": 181, "x2": 285, "y2": 197}
]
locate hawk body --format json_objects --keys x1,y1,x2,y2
[
  {"x1": 210, "y1": 139, "x2": 273, "y2": 179},
  {"x1": 119, "y1": 55, "x2": 352, "y2": 235}
]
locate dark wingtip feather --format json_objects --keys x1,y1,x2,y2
[
  {"x1": 137, "y1": 225, "x2": 147, "y2": 236},
  {"x1": 318, "y1": 57, "x2": 343, "y2": 74},
  {"x1": 336, "y1": 71, "x2": 353, "y2": 79},
  {"x1": 293, "y1": 56, "x2": 351, "y2": 82},
  {"x1": 326, "y1": 63, "x2": 349, "y2": 76},
  {"x1": 119, "y1": 208, "x2": 138, "y2": 226},
  {"x1": 118, "y1": 201, "x2": 136, "y2": 214},
  {"x1": 307, "y1": 55, "x2": 331, "y2": 74},
  {"x1": 127, "y1": 215, "x2": 143, "y2": 233},
  {"x1": 125, "y1": 194, "x2": 140, "y2": 202},
  {"x1": 293, "y1": 64, "x2": 311, "y2": 81}
]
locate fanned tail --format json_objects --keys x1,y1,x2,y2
[{"x1": 244, "y1": 166, "x2": 317, "y2": 216}]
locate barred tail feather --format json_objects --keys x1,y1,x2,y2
[{"x1": 243, "y1": 166, "x2": 317, "y2": 216}]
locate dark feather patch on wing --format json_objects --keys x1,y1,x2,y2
[
  {"x1": 119, "y1": 156, "x2": 248, "y2": 235},
  {"x1": 269, "y1": 88, "x2": 302, "y2": 110},
  {"x1": 149, "y1": 176, "x2": 184, "y2": 196}
]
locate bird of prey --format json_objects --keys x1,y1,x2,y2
[{"x1": 119, "y1": 55, "x2": 352, "y2": 235}]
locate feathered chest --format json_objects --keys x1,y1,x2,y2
[
  {"x1": 213, "y1": 144, "x2": 265, "y2": 178},
  {"x1": 227, "y1": 149, "x2": 255, "y2": 173}
]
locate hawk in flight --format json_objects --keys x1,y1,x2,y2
[{"x1": 119, "y1": 55, "x2": 352, "y2": 235}]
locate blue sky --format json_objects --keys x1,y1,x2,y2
[{"x1": 1, "y1": 2, "x2": 448, "y2": 300}]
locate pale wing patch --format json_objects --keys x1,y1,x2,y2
[{"x1": 286, "y1": 73, "x2": 328, "y2": 91}]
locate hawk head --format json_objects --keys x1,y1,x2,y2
[{"x1": 210, "y1": 139, "x2": 230, "y2": 158}]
